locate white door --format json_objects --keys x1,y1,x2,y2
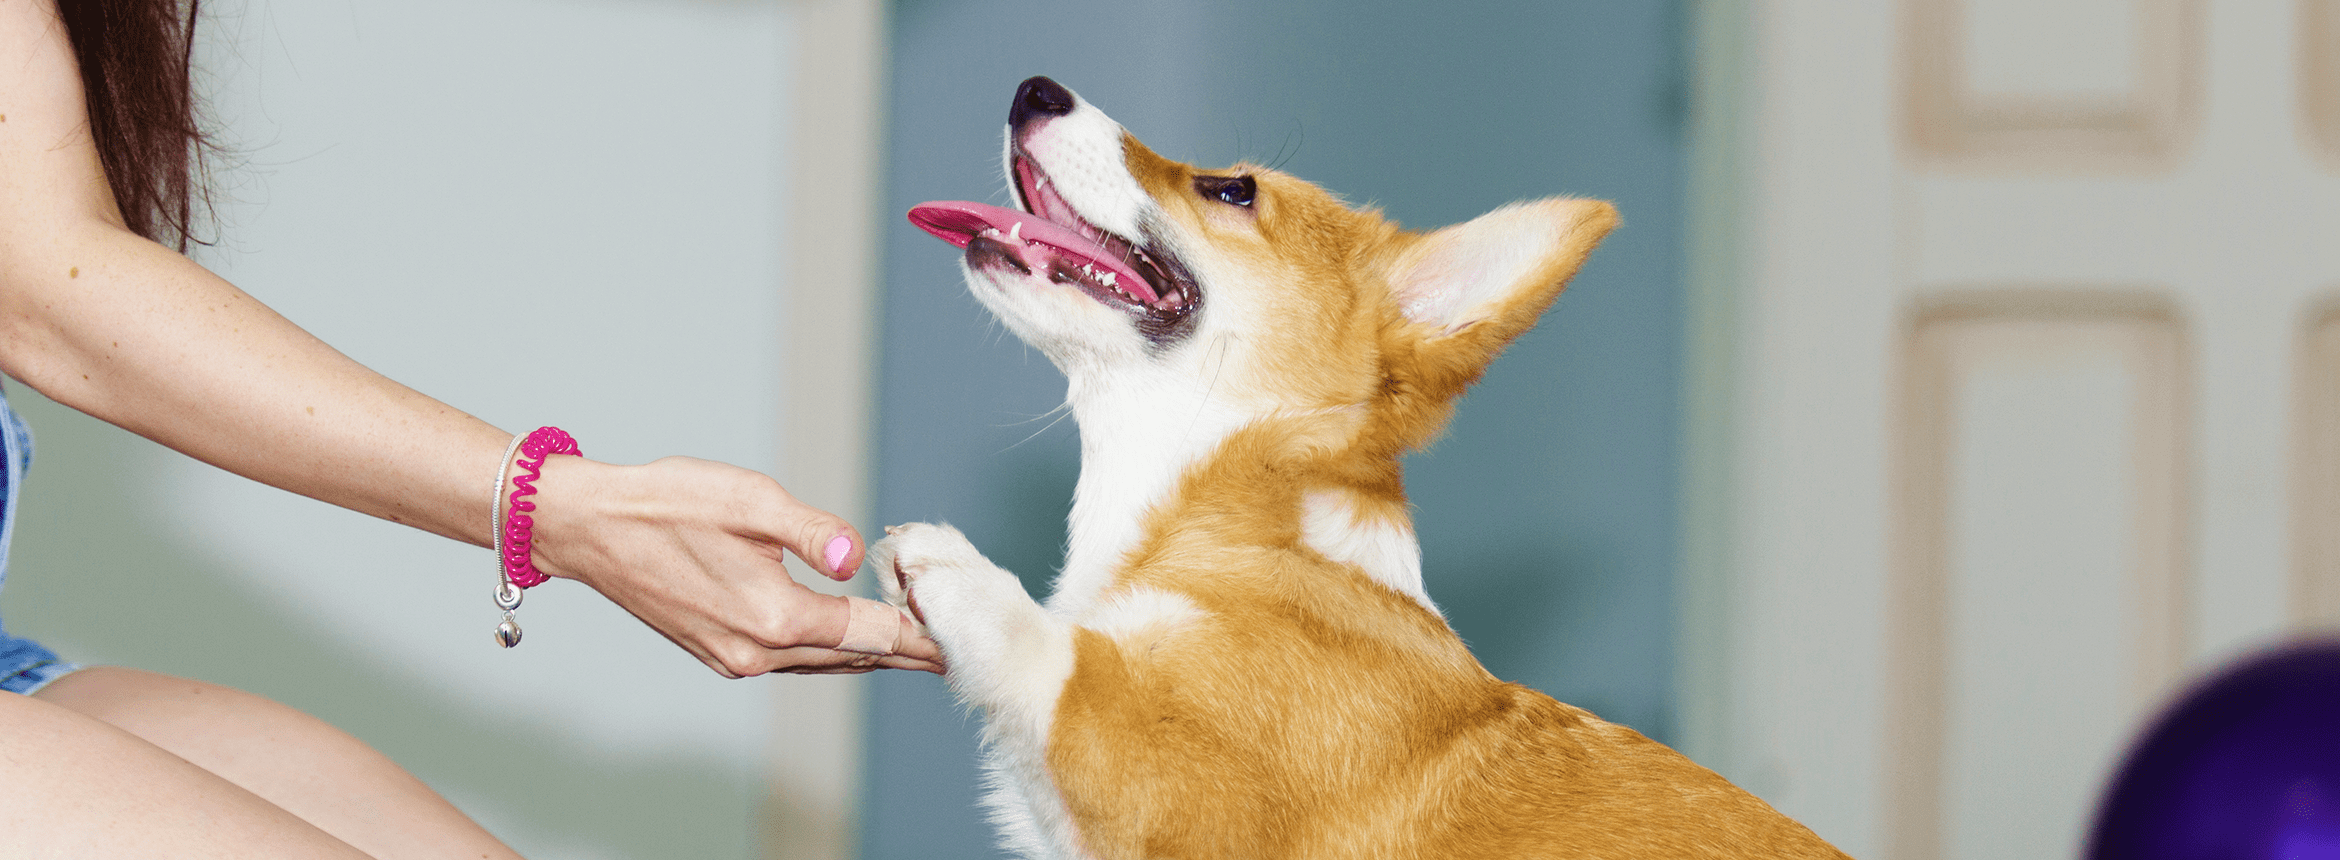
[{"x1": 1682, "y1": 2, "x2": 2340, "y2": 858}]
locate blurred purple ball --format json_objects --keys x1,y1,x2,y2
[{"x1": 2090, "y1": 638, "x2": 2340, "y2": 860}]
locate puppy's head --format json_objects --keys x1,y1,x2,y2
[{"x1": 911, "y1": 77, "x2": 1617, "y2": 453}]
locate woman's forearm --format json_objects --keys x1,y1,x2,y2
[{"x1": 0, "y1": 226, "x2": 510, "y2": 547}]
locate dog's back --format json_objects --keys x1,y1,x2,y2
[{"x1": 1032, "y1": 434, "x2": 1848, "y2": 859}]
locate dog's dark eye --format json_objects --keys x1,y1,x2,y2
[{"x1": 1195, "y1": 175, "x2": 1256, "y2": 207}]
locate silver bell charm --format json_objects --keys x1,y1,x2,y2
[{"x1": 492, "y1": 579, "x2": 525, "y2": 648}]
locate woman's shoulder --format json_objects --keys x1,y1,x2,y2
[
  {"x1": 0, "y1": 0, "x2": 119, "y2": 236},
  {"x1": 0, "y1": 0, "x2": 79, "y2": 120}
]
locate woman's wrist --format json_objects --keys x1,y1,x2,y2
[
  {"x1": 506, "y1": 452, "x2": 615, "y2": 586},
  {"x1": 497, "y1": 427, "x2": 582, "y2": 589}
]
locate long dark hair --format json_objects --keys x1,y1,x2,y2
[{"x1": 56, "y1": 0, "x2": 212, "y2": 251}]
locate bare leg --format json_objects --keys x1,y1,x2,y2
[
  {"x1": 31, "y1": 666, "x2": 521, "y2": 860},
  {"x1": 0, "y1": 687, "x2": 371, "y2": 858}
]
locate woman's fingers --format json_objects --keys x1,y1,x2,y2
[
  {"x1": 670, "y1": 558, "x2": 943, "y2": 678},
  {"x1": 762, "y1": 649, "x2": 945, "y2": 675},
  {"x1": 785, "y1": 593, "x2": 944, "y2": 669},
  {"x1": 755, "y1": 479, "x2": 865, "y2": 581},
  {"x1": 531, "y1": 456, "x2": 944, "y2": 677}
]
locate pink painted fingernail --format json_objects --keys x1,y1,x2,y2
[{"x1": 824, "y1": 534, "x2": 853, "y2": 573}]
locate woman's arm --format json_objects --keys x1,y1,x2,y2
[
  {"x1": 0, "y1": 1, "x2": 505, "y2": 543},
  {"x1": 0, "y1": 0, "x2": 934, "y2": 675}
]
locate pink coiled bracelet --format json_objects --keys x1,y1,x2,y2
[{"x1": 491, "y1": 426, "x2": 581, "y2": 648}]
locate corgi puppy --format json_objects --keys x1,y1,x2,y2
[{"x1": 880, "y1": 76, "x2": 1848, "y2": 860}]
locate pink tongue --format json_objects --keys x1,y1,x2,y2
[{"x1": 907, "y1": 201, "x2": 1159, "y2": 305}]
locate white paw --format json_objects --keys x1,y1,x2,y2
[
  {"x1": 870, "y1": 522, "x2": 1011, "y2": 639},
  {"x1": 867, "y1": 523, "x2": 940, "y2": 626},
  {"x1": 869, "y1": 522, "x2": 1064, "y2": 704}
]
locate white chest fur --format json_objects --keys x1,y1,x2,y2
[{"x1": 1299, "y1": 488, "x2": 1438, "y2": 615}]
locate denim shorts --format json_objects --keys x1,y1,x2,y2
[{"x1": 0, "y1": 387, "x2": 81, "y2": 694}]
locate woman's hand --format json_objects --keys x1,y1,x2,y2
[{"x1": 522, "y1": 455, "x2": 943, "y2": 677}]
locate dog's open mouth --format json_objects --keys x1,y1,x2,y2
[{"x1": 908, "y1": 155, "x2": 1197, "y2": 323}]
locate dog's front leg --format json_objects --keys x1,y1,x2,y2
[
  {"x1": 873, "y1": 524, "x2": 1094, "y2": 860},
  {"x1": 871, "y1": 523, "x2": 1075, "y2": 736}
]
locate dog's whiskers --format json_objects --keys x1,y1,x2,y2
[
  {"x1": 1267, "y1": 123, "x2": 1305, "y2": 172},
  {"x1": 1181, "y1": 333, "x2": 1235, "y2": 449},
  {"x1": 992, "y1": 400, "x2": 1073, "y2": 428},
  {"x1": 999, "y1": 401, "x2": 1076, "y2": 451}
]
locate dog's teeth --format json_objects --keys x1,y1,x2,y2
[
  {"x1": 1099, "y1": 271, "x2": 1117, "y2": 287},
  {"x1": 1007, "y1": 222, "x2": 1023, "y2": 244}
]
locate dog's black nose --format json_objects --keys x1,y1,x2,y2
[{"x1": 1010, "y1": 76, "x2": 1076, "y2": 129}]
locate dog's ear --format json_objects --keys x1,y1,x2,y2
[{"x1": 1377, "y1": 197, "x2": 1617, "y2": 399}]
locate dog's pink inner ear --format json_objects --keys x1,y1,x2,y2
[{"x1": 1388, "y1": 200, "x2": 1600, "y2": 335}]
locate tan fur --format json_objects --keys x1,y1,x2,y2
[{"x1": 898, "y1": 114, "x2": 1848, "y2": 859}]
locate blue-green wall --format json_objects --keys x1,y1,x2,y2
[{"x1": 863, "y1": 3, "x2": 1687, "y2": 855}]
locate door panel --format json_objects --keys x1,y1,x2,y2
[
  {"x1": 2305, "y1": 1, "x2": 2340, "y2": 167},
  {"x1": 1890, "y1": 297, "x2": 2189, "y2": 860},
  {"x1": 2299, "y1": 300, "x2": 2340, "y2": 624},
  {"x1": 1905, "y1": 0, "x2": 2197, "y2": 170}
]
